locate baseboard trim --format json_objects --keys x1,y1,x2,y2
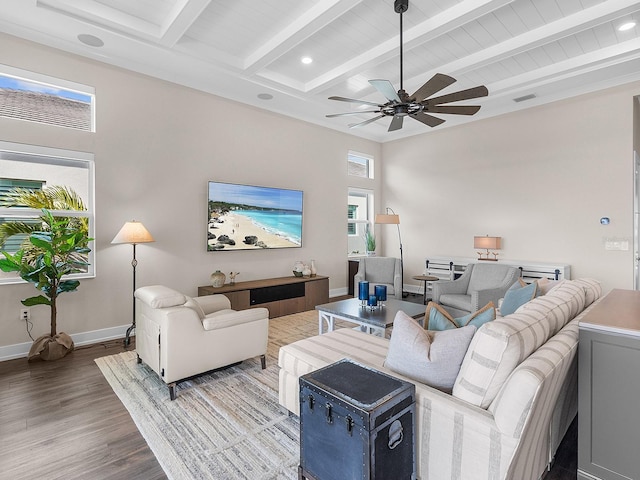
[
  {"x1": 0, "y1": 324, "x2": 129, "y2": 362},
  {"x1": 329, "y1": 287, "x2": 348, "y2": 298}
]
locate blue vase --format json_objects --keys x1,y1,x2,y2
[
  {"x1": 374, "y1": 285, "x2": 387, "y2": 302},
  {"x1": 358, "y1": 281, "x2": 369, "y2": 302}
]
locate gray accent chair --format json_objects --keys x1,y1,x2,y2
[
  {"x1": 432, "y1": 263, "x2": 519, "y2": 317},
  {"x1": 353, "y1": 257, "x2": 403, "y2": 299}
]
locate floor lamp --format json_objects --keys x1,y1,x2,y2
[
  {"x1": 112, "y1": 220, "x2": 155, "y2": 347},
  {"x1": 375, "y1": 208, "x2": 406, "y2": 298}
]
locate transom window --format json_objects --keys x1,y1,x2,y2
[
  {"x1": 348, "y1": 151, "x2": 373, "y2": 179},
  {"x1": 0, "y1": 64, "x2": 95, "y2": 132}
]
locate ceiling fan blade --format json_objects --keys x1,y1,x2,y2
[
  {"x1": 410, "y1": 73, "x2": 456, "y2": 102},
  {"x1": 349, "y1": 115, "x2": 386, "y2": 129},
  {"x1": 388, "y1": 115, "x2": 403, "y2": 132},
  {"x1": 410, "y1": 112, "x2": 446, "y2": 128},
  {"x1": 328, "y1": 96, "x2": 382, "y2": 108},
  {"x1": 425, "y1": 105, "x2": 481, "y2": 116},
  {"x1": 326, "y1": 110, "x2": 381, "y2": 118},
  {"x1": 369, "y1": 79, "x2": 401, "y2": 103},
  {"x1": 426, "y1": 85, "x2": 489, "y2": 106}
]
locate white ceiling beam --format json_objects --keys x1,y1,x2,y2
[
  {"x1": 400, "y1": 0, "x2": 640, "y2": 91},
  {"x1": 36, "y1": 0, "x2": 161, "y2": 39},
  {"x1": 305, "y1": 0, "x2": 515, "y2": 93},
  {"x1": 243, "y1": 0, "x2": 363, "y2": 73},
  {"x1": 159, "y1": 0, "x2": 212, "y2": 48},
  {"x1": 488, "y1": 37, "x2": 640, "y2": 98}
]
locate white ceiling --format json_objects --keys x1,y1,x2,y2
[{"x1": 1, "y1": 0, "x2": 640, "y2": 142}]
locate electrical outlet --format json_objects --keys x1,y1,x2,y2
[{"x1": 20, "y1": 308, "x2": 30, "y2": 321}]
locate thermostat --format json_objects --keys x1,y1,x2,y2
[{"x1": 600, "y1": 217, "x2": 610, "y2": 225}]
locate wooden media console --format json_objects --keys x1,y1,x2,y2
[{"x1": 198, "y1": 275, "x2": 329, "y2": 318}]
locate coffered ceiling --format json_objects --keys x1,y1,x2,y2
[{"x1": 1, "y1": 0, "x2": 640, "y2": 142}]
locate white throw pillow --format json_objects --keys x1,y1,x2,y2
[{"x1": 384, "y1": 310, "x2": 476, "y2": 392}]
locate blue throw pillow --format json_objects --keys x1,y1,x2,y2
[
  {"x1": 426, "y1": 301, "x2": 496, "y2": 331},
  {"x1": 501, "y1": 281, "x2": 537, "y2": 316}
]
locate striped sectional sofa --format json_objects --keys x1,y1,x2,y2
[{"x1": 278, "y1": 278, "x2": 602, "y2": 480}]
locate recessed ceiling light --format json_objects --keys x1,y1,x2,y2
[
  {"x1": 618, "y1": 21, "x2": 636, "y2": 31},
  {"x1": 257, "y1": 93, "x2": 273, "y2": 100},
  {"x1": 301, "y1": 57, "x2": 313, "y2": 65},
  {"x1": 77, "y1": 34, "x2": 104, "y2": 47}
]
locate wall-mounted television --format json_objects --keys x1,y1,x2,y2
[{"x1": 207, "y1": 181, "x2": 303, "y2": 251}]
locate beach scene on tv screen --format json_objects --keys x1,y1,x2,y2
[{"x1": 207, "y1": 182, "x2": 303, "y2": 251}]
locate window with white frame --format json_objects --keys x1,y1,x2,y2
[
  {"x1": 348, "y1": 188, "x2": 374, "y2": 256},
  {"x1": 348, "y1": 151, "x2": 373, "y2": 179},
  {"x1": 0, "y1": 64, "x2": 95, "y2": 132},
  {"x1": 0, "y1": 141, "x2": 95, "y2": 284}
]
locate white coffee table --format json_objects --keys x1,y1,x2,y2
[{"x1": 316, "y1": 298, "x2": 425, "y2": 336}]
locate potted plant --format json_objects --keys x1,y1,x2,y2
[
  {"x1": 0, "y1": 186, "x2": 91, "y2": 361},
  {"x1": 364, "y1": 227, "x2": 376, "y2": 255}
]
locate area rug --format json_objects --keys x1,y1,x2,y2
[{"x1": 94, "y1": 310, "x2": 322, "y2": 480}]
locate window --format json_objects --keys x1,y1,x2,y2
[
  {"x1": 347, "y1": 204, "x2": 357, "y2": 235},
  {"x1": 348, "y1": 188, "x2": 373, "y2": 256},
  {"x1": 0, "y1": 64, "x2": 95, "y2": 132},
  {"x1": 348, "y1": 151, "x2": 373, "y2": 179},
  {"x1": 0, "y1": 141, "x2": 95, "y2": 284},
  {"x1": 0, "y1": 179, "x2": 44, "y2": 253}
]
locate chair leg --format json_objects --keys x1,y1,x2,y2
[
  {"x1": 260, "y1": 354, "x2": 266, "y2": 370},
  {"x1": 168, "y1": 382, "x2": 177, "y2": 401}
]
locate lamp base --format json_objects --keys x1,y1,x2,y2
[{"x1": 477, "y1": 250, "x2": 499, "y2": 261}]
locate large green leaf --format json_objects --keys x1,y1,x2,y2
[{"x1": 22, "y1": 295, "x2": 51, "y2": 307}]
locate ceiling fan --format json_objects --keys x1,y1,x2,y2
[{"x1": 326, "y1": 0, "x2": 488, "y2": 132}]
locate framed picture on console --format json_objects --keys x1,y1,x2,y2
[{"x1": 207, "y1": 181, "x2": 303, "y2": 252}]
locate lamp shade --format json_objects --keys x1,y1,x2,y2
[
  {"x1": 375, "y1": 214, "x2": 400, "y2": 225},
  {"x1": 112, "y1": 221, "x2": 155, "y2": 245},
  {"x1": 474, "y1": 236, "x2": 501, "y2": 250}
]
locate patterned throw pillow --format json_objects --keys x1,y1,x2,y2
[
  {"x1": 500, "y1": 281, "x2": 537, "y2": 316},
  {"x1": 385, "y1": 310, "x2": 477, "y2": 392},
  {"x1": 426, "y1": 301, "x2": 496, "y2": 331}
]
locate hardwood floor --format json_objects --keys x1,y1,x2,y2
[
  {"x1": 0, "y1": 306, "x2": 577, "y2": 479},
  {"x1": 0, "y1": 339, "x2": 166, "y2": 480}
]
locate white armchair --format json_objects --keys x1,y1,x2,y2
[
  {"x1": 134, "y1": 285, "x2": 269, "y2": 400},
  {"x1": 353, "y1": 257, "x2": 403, "y2": 299}
]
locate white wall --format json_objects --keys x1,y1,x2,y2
[
  {"x1": 381, "y1": 82, "x2": 638, "y2": 294},
  {"x1": 0, "y1": 33, "x2": 381, "y2": 350},
  {"x1": 1, "y1": 31, "x2": 637, "y2": 354}
]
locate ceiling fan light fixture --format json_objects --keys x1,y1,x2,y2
[{"x1": 326, "y1": 0, "x2": 488, "y2": 132}]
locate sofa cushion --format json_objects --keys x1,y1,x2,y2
[
  {"x1": 385, "y1": 311, "x2": 476, "y2": 392},
  {"x1": 184, "y1": 296, "x2": 206, "y2": 320},
  {"x1": 135, "y1": 285, "x2": 186, "y2": 309},
  {"x1": 426, "y1": 301, "x2": 495, "y2": 330},
  {"x1": 202, "y1": 307, "x2": 269, "y2": 331},
  {"x1": 439, "y1": 293, "x2": 472, "y2": 312},
  {"x1": 452, "y1": 280, "x2": 587, "y2": 408},
  {"x1": 501, "y1": 281, "x2": 537, "y2": 316},
  {"x1": 573, "y1": 278, "x2": 601, "y2": 307}
]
